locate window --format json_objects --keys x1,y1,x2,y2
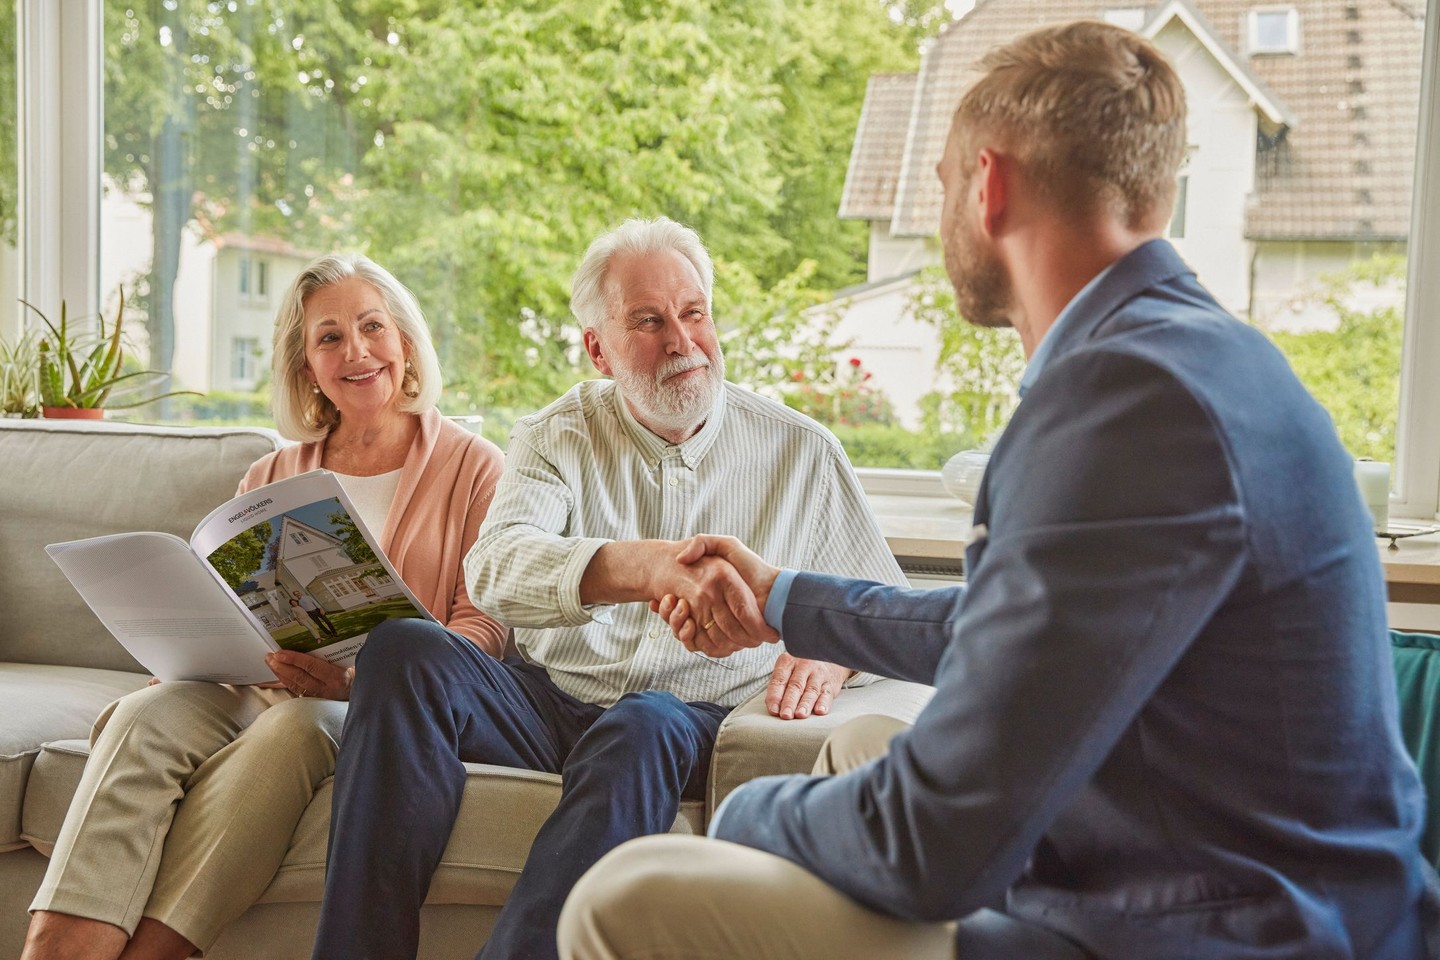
[
  {"x1": 22, "y1": 1, "x2": 1440, "y2": 521},
  {"x1": 238, "y1": 258, "x2": 250, "y2": 297},
  {"x1": 231, "y1": 336, "x2": 259, "y2": 387},
  {"x1": 1249, "y1": 8, "x2": 1299, "y2": 55},
  {"x1": 0, "y1": 2, "x2": 16, "y2": 341},
  {"x1": 1168, "y1": 175, "x2": 1189, "y2": 239}
]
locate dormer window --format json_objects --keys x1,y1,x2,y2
[{"x1": 1248, "y1": 7, "x2": 1300, "y2": 55}]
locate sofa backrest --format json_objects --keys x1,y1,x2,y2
[{"x1": 0, "y1": 419, "x2": 283, "y2": 672}]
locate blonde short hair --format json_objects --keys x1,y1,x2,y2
[
  {"x1": 952, "y1": 20, "x2": 1187, "y2": 232},
  {"x1": 270, "y1": 253, "x2": 442, "y2": 442},
  {"x1": 570, "y1": 217, "x2": 715, "y2": 331}
]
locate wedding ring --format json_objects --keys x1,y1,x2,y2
[{"x1": 702, "y1": 619, "x2": 716, "y2": 631}]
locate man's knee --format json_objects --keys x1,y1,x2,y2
[
  {"x1": 351, "y1": 619, "x2": 466, "y2": 696},
  {"x1": 558, "y1": 837, "x2": 699, "y2": 959},
  {"x1": 814, "y1": 715, "x2": 912, "y2": 776},
  {"x1": 589, "y1": 691, "x2": 697, "y2": 751}
]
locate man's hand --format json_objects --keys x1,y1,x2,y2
[
  {"x1": 766, "y1": 652, "x2": 849, "y2": 720},
  {"x1": 265, "y1": 650, "x2": 354, "y2": 700},
  {"x1": 651, "y1": 535, "x2": 782, "y2": 655},
  {"x1": 581, "y1": 539, "x2": 767, "y2": 650}
]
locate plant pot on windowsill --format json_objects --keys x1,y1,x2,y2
[
  {"x1": 24, "y1": 288, "x2": 199, "y2": 419},
  {"x1": 41, "y1": 406, "x2": 106, "y2": 420}
]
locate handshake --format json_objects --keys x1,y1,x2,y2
[{"x1": 648, "y1": 534, "x2": 783, "y2": 659}]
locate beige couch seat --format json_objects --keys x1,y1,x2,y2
[{"x1": 0, "y1": 418, "x2": 934, "y2": 959}]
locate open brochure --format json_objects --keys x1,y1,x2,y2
[{"x1": 46, "y1": 470, "x2": 435, "y2": 685}]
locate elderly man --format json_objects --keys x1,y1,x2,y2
[
  {"x1": 308, "y1": 217, "x2": 905, "y2": 960},
  {"x1": 558, "y1": 21, "x2": 1434, "y2": 960}
]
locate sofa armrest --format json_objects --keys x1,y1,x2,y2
[{"x1": 706, "y1": 678, "x2": 933, "y2": 823}]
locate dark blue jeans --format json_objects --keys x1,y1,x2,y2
[{"x1": 310, "y1": 619, "x2": 729, "y2": 960}]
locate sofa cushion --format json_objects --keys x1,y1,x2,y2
[
  {"x1": 0, "y1": 420, "x2": 282, "y2": 672},
  {"x1": 707, "y1": 678, "x2": 935, "y2": 814},
  {"x1": 259, "y1": 765, "x2": 701, "y2": 908},
  {"x1": 21, "y1": 747, "x2": 702, "y2": 907},
  {"x1": 0, "y1": 663, "x2": 148, "y2": 850}
]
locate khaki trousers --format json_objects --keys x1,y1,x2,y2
[
  {"x1": 30, "y1": 680, "x2": 347, "y2": 952},
  {"x1": 559, "y1": 715, "x2": 1090, "y2": 960}
]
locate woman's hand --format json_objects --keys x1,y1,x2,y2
[{"x1": 265, "y1": 650, "x2": 355, "y2": 700}]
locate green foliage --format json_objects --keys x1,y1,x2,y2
[
  {"x1": 207, "y1": 521, "x2": 273, "y2": 590},
  {"x1": 0, "y1": 6, "x2": 16, "y2": 248},
  {"x1": 784, "y1": 356, "x2": 896, "y2": 428},
  {"x1": 100, "y1": 0, "x2": 916, "y2": 419},
  {"x1": 906, "y1": 266, "x2": 1025, "y2": 445},
  {"x1": 0, "y1": 325, "x2": 39, "y2": 417},
  {"x1": 1268, "y1": 253, "x2": 1406, "y2": 463},
  {"x1": 830, "y1": 422, "x2": 968, "y2": 470},
  {"x1": 328, "y1": 510, "x2": 380, "y2": 565},
  {"x1": 25, "y1": 289, "x2": 198, "y2": 410}
]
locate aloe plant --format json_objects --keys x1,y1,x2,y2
[
  {"x1": 22, "y1": 289, "x2": 199, "y2": 410},
  {"x1": 0, "y1": 327, "x2": 40, "y2": 416}
]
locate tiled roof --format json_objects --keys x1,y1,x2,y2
[
  {"x1": 839, "y1": 74, "x2": 918, "y2": 220},
  {"x1": 855, "y1": 0, "x2": 1424, "y2": 241}
]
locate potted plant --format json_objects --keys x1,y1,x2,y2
[
  {"x1": 22, "y1": 288, "x2": 198, "y2": 418},
  {"x1": 0, "y1": 326, "x2": 41, "y2": 418}
]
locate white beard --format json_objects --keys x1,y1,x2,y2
[{"x1": 610, "y1": 350, "x2": 726, "y2": 437}]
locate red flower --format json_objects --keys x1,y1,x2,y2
[
  {"x1": 791, "y1": 370, "x2": 805, "y2": 381},
  {"x1": 863, "y1": 372, "x2": 873, "y2": 381},
  {"x1": 848, "y1": 357, "x2": 862, "y2": 367}
]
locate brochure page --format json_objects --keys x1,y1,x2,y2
[{"x1": 188, "y1": 470, "x2": 434, "y2": 667}]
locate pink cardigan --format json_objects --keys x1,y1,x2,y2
[{"x1": 239, "y1": 409, "x2": 508, "y2": 657}]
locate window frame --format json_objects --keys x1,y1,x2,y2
[
  {"x1": 1247, "y1": 7, "x2": 1300, "y2": 57},
  {"x1": 26, "y1": 0, "x2": 1440, "y2": 522}
]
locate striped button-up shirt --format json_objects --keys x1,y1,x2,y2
[{"x1": 465, "y1": 379, "x2": 905, "y2": 707}]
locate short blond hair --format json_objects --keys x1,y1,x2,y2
[
  {"x1": 270, "y1": 253, "x2": 442, "y2": 442},
  {"x1": 952, "y1": 20, "x2": 1187, "y2": 231}
]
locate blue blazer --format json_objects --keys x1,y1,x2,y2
[{"x1": 714, "y1": 240, "x2": 1430, "y2": 958}]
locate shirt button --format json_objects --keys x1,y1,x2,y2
[
  {"x1": 668, "y1": 477, "x2": 679, "y2": 486},
  {"x1": 648, "y1": 629, "x2": 660, "y2": 639}
]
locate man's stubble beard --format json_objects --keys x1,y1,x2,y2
[{"x1": 944, "y1": 208, "x2": 1014, "y2": 330}]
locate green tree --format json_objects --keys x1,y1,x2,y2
[
  {"x1": 206, "y1": 521, "x2": 273, "y2": 590},
  {"x1": 1269, "y1": 253, "x2": 1405, "y2": 463},
  {"x1": 328, "y1": 510, "x2": 379, "y2": 565},
  {"x1": 104, "y1": 0, "x2": 372, "y2": 390},
  {"x1": 907, "y1": 266, "x2": 1025, "y2": 448},
  {"x1": 0, "y1": 2, "x2": 16, "y2": 249}
]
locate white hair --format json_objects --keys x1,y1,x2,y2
[
  {"x1": 270, "y1": 253, "x2": 442, "y2": 442},
  {"x1": 569, "y1": 217, "x2": 715, "y2": 331}
]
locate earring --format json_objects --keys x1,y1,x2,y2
[
  {"x1": 402, "y1": 359, "x2": 419, "y2": 399},
  {"x1": 310, "y1": 382, "x2": 321, "y2": 394}
]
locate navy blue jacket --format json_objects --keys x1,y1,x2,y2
[{"x1": 714, "y1": 240, "x2": 1430, "y2": 958}]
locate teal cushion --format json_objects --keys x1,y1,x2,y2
[{"x1": 1391, "y1": 630, "x2": 1440, "y2": 868}]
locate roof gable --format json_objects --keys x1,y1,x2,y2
[{"x1": 850, "y1": 0, "x2": 1423, "y2": 241}]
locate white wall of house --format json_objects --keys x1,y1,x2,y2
[
  {"x1": 867, "y1": 223, "x2": 938, "y2": 282},
  {"x1": 1251, "y1": 239, "x2": 1407, "y2": 332},
  {"x1": 209, "y1": 249, "x2": 306, "y2": 393},
  {"x1": 826, "y1": 276, "x2": 941, "y2": 430},
  {"x1": 1152, "y1": 20, "x2": 1257, "y2": 320}
]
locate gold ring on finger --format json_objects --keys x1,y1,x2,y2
[{"x1": 702, "y1": 619, "x2": 716, "y2": 631}]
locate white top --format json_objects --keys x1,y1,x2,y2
[
  {"x1": 332, "y1": 468, "x2": 402, "y2": 538},
  {"x1": 465, "y1": 380, "x2": 905, "y2": 708}
]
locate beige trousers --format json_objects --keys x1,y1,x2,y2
[
  {"x1": 559, "y1": 715, "x2": 1090, "y2": 960},
  {"x1": 30, "y1": 680, "x2": 347, "y2": 952}
]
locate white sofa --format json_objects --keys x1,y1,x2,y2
[{"x1": 0, "y1": 417, "x2": 934, "y2": 959}]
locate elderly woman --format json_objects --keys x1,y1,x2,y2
[{"x1": 22, "y1": 254, "x2": 506, "y2": 960}]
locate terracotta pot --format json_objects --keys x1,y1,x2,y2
[{"x1": 42, "y1": 406, "x2": 105, "y2": 420}]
